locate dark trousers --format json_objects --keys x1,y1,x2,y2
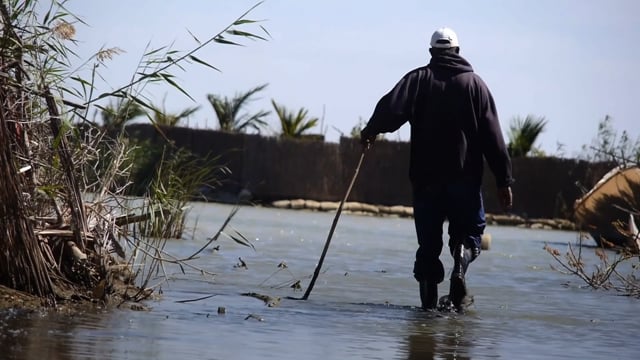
[{"x1": 412, "y1": 181, "x2": 486, "y2": 283}]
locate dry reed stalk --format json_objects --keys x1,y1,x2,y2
[
  {"x1": 44, "y1": 89, "x2": 89, "y2": 252},
  {"x1": 0, "y1": 1, "x2": 56, "y2": 301},
  {"x1": 0, "y1": 89, "x2": 55, "y2": 301}
]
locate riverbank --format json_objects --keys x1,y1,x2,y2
[
  {"x1": 267, "y1": 199, "x2": 577, "y2": 231},
  {"x1": 0, "y1": 282, "x2": 151, "y2": 312}
]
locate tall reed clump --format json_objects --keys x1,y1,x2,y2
[
  {"x1": 0, "y1": 0, "x2": 82, "y2": 303},
  {"x1": 0, "y1": 0, "x2": 267, "y2": 306},
  {"x1": 138, "y1": 147, "x2": 228, "y2": 239}
]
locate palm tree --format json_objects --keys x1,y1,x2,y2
[
  {"x1": 206, "y1": 84, "x2": 270, "y2": 133},
  {"x1": 271, "y1": 99, "x2": 319, "y2": 138},
  {"x1": 151, "y1": 104, "x2": 200, "y2": 127},
  {"x1": 100, "y1": 99, "x2": 147, "y2": 131},
  {"x1": 507, "y1": 115, "x2": 547, "y2": 157}
]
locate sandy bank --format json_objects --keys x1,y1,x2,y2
[{"x1": 267, "y1": 199, "x2": 577, "y2": 231}]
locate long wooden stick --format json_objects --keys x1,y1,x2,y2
[{"x1": 300, "y1": 150, "x2": 366, "y2": 300}]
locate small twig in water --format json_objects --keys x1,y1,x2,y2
[{"x1": 175, "y1": 294, "x2": 217, "y2": 303}]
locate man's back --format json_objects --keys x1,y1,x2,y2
[
  {"x1": 409, "y1": 51, "x2": 482, "y2": 187},
  {"x1": 361, "y1": 32, "x2": 512, "y2": 189}
]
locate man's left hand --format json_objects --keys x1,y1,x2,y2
[{"x1": 497, "y1": 186, "x2": 513, "y2": 212}]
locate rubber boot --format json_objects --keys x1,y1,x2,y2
[
  {"x1": 419, "y1": 281, "x2": 438, "y2": 311},
  {"x1": 449, "y1": 243, "x2": 473, "y2": 312}
]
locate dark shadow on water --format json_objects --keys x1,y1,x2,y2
[
  {"x1": 1, "y1": 309, "x2": 78, "y2": 360},
  {"x1": 402, "y1": 310, "x2": 473, "y2": 360},
  {"x1": 348, "y1": 302, "x2": 419, "y2": 312},
  {"x1": 1, "y1": 307, "x2": 157, "y2": 360},
  {"x1": 343, "y1": 301, "x2": 479, "y2": 359}
]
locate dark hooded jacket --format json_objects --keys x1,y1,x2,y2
[{"x1": 363, "y1": 51, "x2": 513, "y2": 188}]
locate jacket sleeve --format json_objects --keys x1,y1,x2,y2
[
  {"x1": 363, "y1": 70, "x2": 421, "y2": 135},
  {"x1": 477, "y1": 78, "x2": 514, "y2": 188}
]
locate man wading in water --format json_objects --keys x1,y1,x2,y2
[{"x1": 360, "y1": 27, "x2": 513, "y2": 312}]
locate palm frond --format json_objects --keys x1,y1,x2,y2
[
  {"x1": 206, "y1": 83, "x2": 269, "y2": 133},
  {"x1": 151, "y1": 104, "x2": 200, "y2": 127},
  {"x1": 508, "y1": 114, "x2": 547, "y2": 157},
  {"x1": 271, "y1": 100, "x2": 318, "y2": 138},
  {"x1": 100, "y1": 99, "x2": 147, "y2": 130}
]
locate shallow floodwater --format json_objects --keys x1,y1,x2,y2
[{"x1": 2, "y1": 202, "x2": 638, "y2": 359}]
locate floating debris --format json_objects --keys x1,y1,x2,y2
[
  {"x1": 244, "y1": 313, "x2": 264, "y2": 321},
  {"x1": 241, "y1": 292, "x2": 281, "y2": 307},
  {"x1": 234, "y1": 257, "x2": 248, "y2": 269},
  {"x1": 290, "y1": 280, "x2": 301, "y2": 291}
]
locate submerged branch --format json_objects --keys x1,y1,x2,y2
[
  {"x1": 175, "y1": 294, "x2": 217, "y2": 303},
  {"x1": 545, "y1": 235, "x2": 640, "y2": 297}
]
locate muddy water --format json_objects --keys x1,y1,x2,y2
[{"x1": 2, "y1": 202, "x2": 638, "y2": 359}]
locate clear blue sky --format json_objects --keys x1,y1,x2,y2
[{"x1": 65, "y1": 0, "x2": 640, "y2": 157}]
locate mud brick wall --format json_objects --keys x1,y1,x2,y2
[
  {"x1": 482, "y1": 157, "x2": 612, "y2": 219},
  {"x1": 242, "y1": 135, "x2": 343, "y2": 201},
  {"x1": 125, "y1": 124, "x2": 613, "y2": 220},
  {"x1": 339, "y1": 137, "x2": 412, "y2": 206}
]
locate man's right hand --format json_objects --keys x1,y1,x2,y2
[
  {"x1": 360, "y1": 127, "x2": 376, "y2": 149},
  {"x1": 498, "y1": 186, "x2": 513, "y2": 212}
]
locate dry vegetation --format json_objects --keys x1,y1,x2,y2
[
  {"x1": 0, "y1": 0, "x2": 264, "y2": 310},
  {"x1": 544, "y1": 236, "x2": 640, "y2": 298},
  {"x1": 547, "y1": 151, "x2": 639, "y2": 297}
]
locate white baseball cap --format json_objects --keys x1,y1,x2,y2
[{"x1": 430, "y1": 27, "x2": 459, "y2": 48}]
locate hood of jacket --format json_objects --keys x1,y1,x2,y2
[{"x1": 428, "y1": 52, "x2": 474, "y2": 75}]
